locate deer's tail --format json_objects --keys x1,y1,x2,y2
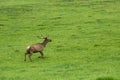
[
  {"x1": 26, "y1": 46, "x2": 31, "y2": 53},
  {"x1": 24, "y1": 46, "x2": 31, "y2": 61}
]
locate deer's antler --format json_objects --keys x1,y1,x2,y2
[{"x1": 37, "y1": 35, "x2": 45, "y2": 39}]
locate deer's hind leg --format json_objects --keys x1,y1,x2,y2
[
  {"x1": 29, "y1": 53, "x2": 32, "y2": 61},
  {"x1": 25, "y1": 50, "x2": 33, "y2": 62},
  {"x1": 24, "y1": 53, "x2": 27, "y2": 61},
  {"x1": 24, "y1": 52, "x2": 32, "y2": 62}
]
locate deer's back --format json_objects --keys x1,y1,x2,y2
[{"x1": 28, "y1": 43, "x2": 44, "y2": 52}]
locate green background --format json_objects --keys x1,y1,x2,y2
[{"x1": 0, "y1": 0, "x2": 120, "y2": 80}]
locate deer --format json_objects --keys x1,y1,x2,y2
[{"x1": 24, "y1": 35, "x2": 52, "y2": 61}]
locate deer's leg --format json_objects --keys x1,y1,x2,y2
[
  {"x1": 29, "y1": 54, "x2": 32, "y2": 61},
  {"x1": 29, "y1": 53, "x2": 32, "y2": 61},
  {"x1": 24, "y1": 53, "x2": 27, "y2": 61},
  {"x1": 38, "y1": 51, "x2": 44, "y2": 58}
]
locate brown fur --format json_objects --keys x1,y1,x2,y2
[{"x1": 24, "y1": 37, "x2": 52, "y2": 61}]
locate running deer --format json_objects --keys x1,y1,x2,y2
[{"x1": 24, "y1": 35, "x2": 52, "y2": 61}]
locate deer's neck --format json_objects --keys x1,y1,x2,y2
[{"x1": 42, "y1": 40, "x2": 48, "y2": 47}]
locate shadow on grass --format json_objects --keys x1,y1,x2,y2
[{"x1": 96, "y1": 77, "x2": 117, "y2": 80}]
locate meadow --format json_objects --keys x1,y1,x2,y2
[{"x1": 0, "y1": 0, "x2": 120, "y2": 80}]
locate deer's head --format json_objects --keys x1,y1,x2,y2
[{"x1": 37, "y1": 35, "x2": 52, "y2": 42}]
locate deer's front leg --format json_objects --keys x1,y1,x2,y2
[
  {"x1": 38, "y1": 51, "x2": 44, "y2": 58},
  {"x1": 29, "y1": 53, "x2": 32, "y2": 61}
]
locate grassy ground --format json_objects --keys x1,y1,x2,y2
[{"x1": 0, "y1": 0, "x2": 120, "y2": 80}]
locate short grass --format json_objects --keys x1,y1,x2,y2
[{"x1": 0, "y1": 0, "x2": 120, "y2": 80}]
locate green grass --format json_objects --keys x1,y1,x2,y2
[{"x1": 0, "y1": 0, "x2": 120, "y2": 80}]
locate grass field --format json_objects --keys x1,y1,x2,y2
[{"x1": 0, "y1": 0, "x2": 120, "y2": 80}]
